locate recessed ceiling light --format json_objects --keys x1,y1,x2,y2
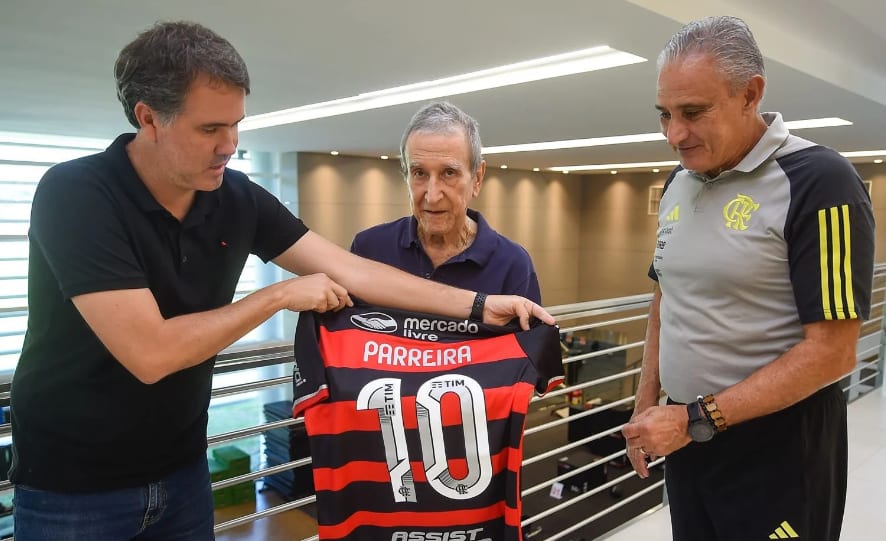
[
  {"x1": 783, "y1": 117, "x2": 852, "y2": 130},
  {"x1": 330, "y1": 151, "x2": 339, "y2": 156},
  {"x1": 551, "y1": 145, "x2": 882, "y2": 173},
  {"x1": 240, "y1": 46, "x2": 646, "y2": 131},
  {"x1": 380, "y1": 155, "x2": 389, "y2": 160},
  {"x1": 500, "y1": 165, "x2": 508, "y2": 169},
  {"x1": 532, "y1": 167, "x2": 540, "y2": 172},
  {"x1": 652, "y1": 168, "x2": 660, "y2": 173},
  {"x1": 550, "y1": 160, "x2": 679, "y2": 172},
  {"x1": 842, "y1": 150, "x2": 886, "y2": 158},
  {"x1": 563, "y1": 170, "x2": 570, "y2": 175},
  {"x1": 484, "y1": 132, "x2": 665, "y2": 154},
  {"x1": 875, "y1": 159, "x2": 884, "y2": 164},
  {"x1": 483, "y1": 117, "x2": 853, "y2": 155},
  {"x1": 610, "y1": 170, "x2": 617, "y2": 175}
]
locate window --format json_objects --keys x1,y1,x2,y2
[
  {"x1": 0, "y1": 135, "x2": 103, "y2": 376},
  {"x1": 0, "y1": 133, "x2": 264, "y2": 376},
  {"x1": 648, "y1": 185, "x2": 664, "y2": 215}
]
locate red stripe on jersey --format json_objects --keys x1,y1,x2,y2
[
  {"x1": 304, "y1": 384, "x2": 534, "y2": 435},
  {"x1": 505, "y1": 501, "x2": 522, "y2": 527},
  {"x1": 440, "y1": 392, "x2": 462, "y2": 426},
  {"x1": 303, "y1": 403, "x2": 379, "y2": 434},
  {"x1": 508, "y1": 444, "x2": 525, "y2": 473},
  {"x1": 313, "y1": 461, "x2": 392, "y2": 490},
  {"x1": 312, "y1": 450, "x2": 512, "y2": 491},
  {"x1": 409, "y1": 450, "x2": 509, "y2": 483},
  {"x1": 508, "y1": 382, "x2": 535, "y2": 414},
  {"x1": 318, "y1": 328, "x2": 527, "y2": 372},
  {"x1": 318, "y1": 502, "x2": 511, "y2": 539}
]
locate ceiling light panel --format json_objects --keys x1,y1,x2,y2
[
  {"x1": 240, "y1": 46, "x2": 646, "y2": 131},
  {"x1": 549, "y1": 160, "x2": 680, "y2": 172},
  {"x1": 841, "y1": 150, "x2": 886, "y2": 158},
  {"x1": 483, "y1": 118, "x2": 852, "y2": 155}
]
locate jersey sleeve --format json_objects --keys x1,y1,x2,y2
[
  {"x1": 516, "y1": 323, "x2": 565, "y2": 395},
  {"x1": 292, "y1": 310, "x2": 331, "y2": 417},
  {"x1": 781, "y1": 147, "x2": 875, "y2": 323},
  {"x1": 30, "y1": 161, "x2": 148, "y2": 299}
]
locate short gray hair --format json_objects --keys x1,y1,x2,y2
[
  {"x1": 657, "y1": 16, "x2": 765, "y2": 94},
  {"x1": 115, "y1": 21, "x2": 250, "y2": 129},
  {"x1": 399, "y1": 101, "x2": 483, "y2": 176}
]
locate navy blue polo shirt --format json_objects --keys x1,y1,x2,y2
[
  {"x1": 11, "y1": 133, "x2": 308, "y2": 492},
  {"x1": 350, "y1": 209, "x2": 541, "y2": 303}
]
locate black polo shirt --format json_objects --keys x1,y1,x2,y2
[{"x1": 11, "y1": 133, "x2": 308, "y2": 492}]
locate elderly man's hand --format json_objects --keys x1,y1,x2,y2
[
  {"x1": 622, "y1": 405, "x2": 691, "y2": 478},
  {"x1": 483, "y1": 295, "x2": 555, "y2": 329}
]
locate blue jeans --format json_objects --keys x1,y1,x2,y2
[{"x1": 13, "y1": 455, "x2": 214, "y2": 541}]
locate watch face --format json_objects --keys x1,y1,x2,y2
[{"x1": 689, "y1": 420, "x2": 715, "y2": 442}]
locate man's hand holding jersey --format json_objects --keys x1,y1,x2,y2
[{"x1": 484, "y1": 295, "x2": 555, "y2": 329}]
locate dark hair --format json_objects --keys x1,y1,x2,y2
[
  {"x1": 658, "y1": 16, "x2": 765, "y2": 95},
  {"x1": 114, "y1": 21, "x2": 250, "y2": 128},
  {"x1": 400, "y1": 101, "x2": 483, "y2": 177}
]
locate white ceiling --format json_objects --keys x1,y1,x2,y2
[{"x1": 3, "y1": 0, "x2": 886, "y2": 172}]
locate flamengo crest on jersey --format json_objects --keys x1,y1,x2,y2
[{"x1": 292, "y1": 304, "x2": 564, "y2": 541}]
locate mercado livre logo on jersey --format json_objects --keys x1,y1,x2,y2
[
  {"x1": 351, "y1": 312, "x2": 398, "y2": 333},
  {"x1": 402, "y1": 317, "x2": 480, "y2": 341},
  {"x1": 351, "y1": 311, "x2": 481, "y2": 342}
]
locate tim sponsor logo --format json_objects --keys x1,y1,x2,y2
[
  {"x1": 350, "y1": 312, "x2": 398, "y2": 333},
  {"x1": 390, "y1": 528, "x2": 490, "y2": 541}
]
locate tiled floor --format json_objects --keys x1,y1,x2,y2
[{"x1": 602, "y1": 386, "x2": 886, "y2": 541}]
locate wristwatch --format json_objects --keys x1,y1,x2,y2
[{"x1": 686, "y1": 399, "x2": 716, "y2": 442}]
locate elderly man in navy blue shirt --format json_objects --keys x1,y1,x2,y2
[{"x1": 351, "y1": 101, "x2": 541, "y2": 303}]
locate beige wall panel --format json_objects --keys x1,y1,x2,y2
[
  {"x1": 298, "y1": 153, "x2": 408, "y2": 248},
  {"x1": 855, "y1": 164, "x2": 886, "y2": 261},
  {"x1": 579, "y1": 172, "x2": 662, "y2": 300}
]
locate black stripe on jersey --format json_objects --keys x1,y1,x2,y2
[
  {"x1": 315, "y1": 472, "x2": 510, "y2": 523},
  {"x1": 505, "y1": 411, "x2": 529, "y2": 449},
  {"x1": 503, "y1": 468, "x2": 519, "y2": 510},
  {"x1": 309, "y1": 417, "x2": 515, "y2": 469}
]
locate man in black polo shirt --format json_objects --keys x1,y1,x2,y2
[{"x1": 10, "y1": 21, "x2": 552, "y2": 540}]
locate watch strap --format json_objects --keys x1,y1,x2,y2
[{"x1": 469, "y1": 292, "x2": 487, "y2": 322}]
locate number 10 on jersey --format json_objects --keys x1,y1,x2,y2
[{"x1": 356, "y1": 374, "x2": 493, "y2": 502}]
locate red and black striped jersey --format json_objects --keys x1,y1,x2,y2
[{"x1": 292, "y1": 304, "x2": 564, "y2": 541}]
